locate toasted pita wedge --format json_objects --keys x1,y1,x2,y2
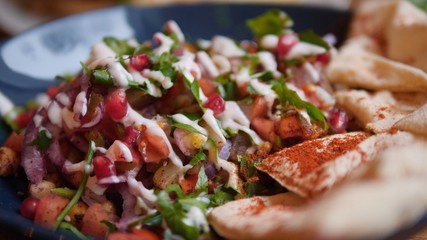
[
  {"x1": 210, "y1": 134, "x2": 427, "y2": 240},
  {"x1": 326, "y1": 36, "x2": 427, "y2": 92},
  {"x1": 256, "y1": 131, "x2": 416, "y2": 198},
  {"x1": 350, "y1": 0, "x2": 399, "y2": 41},
  {"x1": 393, "y1": 103, "x2": 427, "y2": 136},
  {"x1": 386, "y1": 1, "x2": 427, "y2": 72},
  {"x1": 335, "y1": 89, "x2": 427, "y2": 133}
]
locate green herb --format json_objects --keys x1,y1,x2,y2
[
  {"x1": 246, "y1": 9, "x2": 293, "y2": 39},
  {"x1": 103, "y1": 36, "x2": 135, "y2": 56},
  {"x1": 55, "y1": 73, "x2": 74, "y2": 82},
  {"x1": 142, "y1": 211, "x2": 163, "y2": 226},
  {"x1": 245, "y1": 182, "x2": 266, "y2": 197},
  {"x1": 80, "y1": 62, "x2": 91, "y2": 75},
  {"x1": 170, "y1": 122, "x2": 205, "y2": 136},
  {"x1": 215, "y1": 73, "x2": 239, "y2": 101},
  {"x1": 408, "y1": 0, "x2": 427, "y2": 12},
  {"x1": 182, "y1": 71, "x2": 205, "y2": 110},
  {"x1": 272, "y1": 79, "x2": 327, "y2": 129},
  {"x1": 101, "y1": 220, "x2": 118, "y2": 234},
  {"x1": 195, "y1": 165, "x2": 208, "y2": 192},
  {"x1": 156, "y1": 191, "x2": 201, "y2": 240},
  {"x1": 299, "y1": 29, "x2": 330, "y2": 50},
  {"x1": 208, "y1": 187, "x2": 236, "y2": 207},
  {"x1": 189, "y1": 150, "x2": 207, "y2": 166},
  {"x1": 150, "y1": 52, "x2": 179, "y2": 80},
  {"x1": 92, "y1": 69, "x2": 114, "y2": 86},
  {"x1": 237, "y1": 154, "x2": 258, "y2": 180},
  {"x1": 28, "y1": 130, "x2": 52, "y2": 151},
  {"x1": 54, "y1": 141, "x2": 95, "y2": 230},
  {"x1": 51, "y1": 187, "x2": 76, "y2": 199},
  {"x1": 58, "y1": 222, "x2": 92, "y2": 240}
]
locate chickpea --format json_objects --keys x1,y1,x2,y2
[
  {"x1": 29, "y1": 180, "x2": 56, "y2": 199},
  {"x1": 153, "y1": 162, "x2": 181, "y2": 189},
  {"x1": 0, "y1": 147, "x2": 20, "y2": 176}
]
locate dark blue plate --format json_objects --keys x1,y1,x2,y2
[{"x1": 1, "y1": 3, "x2": 419, "y2": 240}]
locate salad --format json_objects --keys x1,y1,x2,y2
[{"x1": 0, "y1": 9, "x2": 345, "y2": 239}]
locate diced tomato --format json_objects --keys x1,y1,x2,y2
[
  {"x1": 20, "y1": 197, "x2": 39, "y2": 220},
  {"x1": 250, "y1": 96, "x2": 268, "y2": 120},
  {"x1": 277, "y1": 33, "x2": 298, "y2": 58},
  {"x1": 138, "y1": 130, "x2": 170, "y2": 164},
  {"x1": 105, "y1": 89, "x2": 128, "y2": 121},
  {"x1": 179, "y1": 173, "x2": 198, "y2": 194},
  {"x1": 3, "y1": 132, "x2": 24, "y2": 153},
  {"x1": 108, "y1": 229, "x2": 160, "y2": 240},
  {"x1": 81, "y1": 203, "x2": 111, "y2": 237},
  {"x1": 46, "y1": 86, "x2": 60, "y2": 99},
  {"x1": 34, "y1": 194, "x2": 69, "y2": 229},
  {"x1": 316, "y1": 53, "x2": 330, "y2": 65},
  {"x1": 15, "y1": 110, "x2": 36, "y2": 129},
  {"x1": 93, "y1": 156, "x2": 117, "y2": 180},
  {"x1": 251, "y1": 118, "x2": 275, "y2": 142},
  {"x1": 198, "y1": 78, "x2": 217, "y2": 97},
  {"x1": 204, "y1": 93, "x2": 225, "y2": 115},
  {"x1": 129, "y1": 53, "x2": 151, "y2": 72}
]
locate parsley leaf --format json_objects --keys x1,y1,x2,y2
[
  {"x1": 272, "y1": 80, "x2": 327, "y2": 129},
  {"x1": 150, "y1": 52, "x2": 179, "y2": 80},
  {"x1": 299, "y1": 29, "x2": 330, "y2": 50},
  {"x1": 189, "y1": 150, "x2": 207, "y2": 166},
  {"x1": 103, "y1": 37, "x2": 135, "y2": 56},
  {"x1": 214, "y1": 73, "x2": 239, "y2": 101},
  {"x1": 28, "y1": 130, "x2": 52, "y2": 151},
  {"x1": 195, "y1": 165, "x2": 209, "y2": 192},
  {"x1": 246, "y1": 9, "x2": 294, "y2": 39},
  {"x1": 92, "y1": 69, "x2": 114, "y2": 86}
]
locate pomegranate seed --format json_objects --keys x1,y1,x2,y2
[
  {"x1": 204, "y1": 93, "x2": 225, "y2": 115},
  {"x1": 16, "y1": 110, "x2": 36, "y2": 129},
  {"x1": 121, "y1": 126, "x2": 140, "y2": 145},
  {"x1": 130, "y1": 53, "x2": 151, "y2": 71},
  {"x1": 106, "y1": 89, "x2": 128, "y2": 121},
  {"x1": 93, "y1": 156, "x2": 117, "y2": 180},
  {"x1": 20, "y1": 197, "x2": 39, "y2": 220},
  {"x1": 316, "y1": 53, "x2": 330, "y2": 65},
  {"x1": 327, "y1": 108, "x2": 349, "y2": 133},
  {"x1": 277, "y1": 33, "x2": 299, "y2": 58},
  {"x1": 46, "y1": 86, "x2": 60, "y2": 99}
]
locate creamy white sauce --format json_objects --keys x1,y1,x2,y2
[
  {"x1": 153, "y1": 32, "x2": 175, "y2": 55},
  {"x1": 196, "y1": 51, "x2": 219, "y2": 78},
  {"x1": 47, "y1": 101, "x2": 63, "y2": 127},
  {"x1": 257, "y1": 51, "x2": 277, "y2": 72},
  {"x1": 89, "y1": 42, "x2": 116, "y2": 63},
  {"x1": 33, "y1": 114, "x2": 43, "y2": 127},
  {"x1": 106, "y1": 140, "x2": 133, "y2": 162},
  {"x1": 217, "y1": 101, "x2": 262, "y2": 145},
  {"x1": 121, "y1": 105, "x2": 183, "y2": 168},
  {"x1": 250, "y1": 79, "x2": 277, "y2": 116},
  {"x1": 35, "y1": 93, "x2": 51, "y2": 107},
  {"x1": 143, "y1": 69, "x2": 173, "y2": 89},
  {"x1": 167, "y1": 20, "x2": 185, "y2": 42},
  {"x1": 173, "y1": 51, "x2": 201, "y2": 79},
  {"x1": 211, "y1": 35, "x2": 245, "y2": 58},
  {"x1": 233, "y1": 67, "x2": 251, "y2": 88},
  {"x1": 182, "y1": 69, "x2": 208, "y2": 103},
  {"x1": 64, "y1": 160, "x2": 85, "y2": 173},
  {"x1": 182, "y1": 206, "x2": 209, "y2": 231},
  {"x1": 260, "y1": 34, "x2": 279, "y2": 50},
  {"x1": 171, "y1": 114, "x2": 208, "y2": 136},
  {"x1": 127, "y1": 176, "x2": 157, "y2": 203},
  {"x1": 303, "y1": 62, "x2": 321, "y2": 83},
  {"x1": 89, "y1": 58, "x2": 133, "y2": 88},
  {"x1": 286, "y1": 42, "x2": 326, "y2": 60},
  {"x1": 130, "y1": 71, "x2": 162, "y2": 97},
  {"x1": 212, "y1": 55, "x2": 231, "y2": 74},
  {"x1": 202, "y1": 109, "x2": 226, "y2": 144}
]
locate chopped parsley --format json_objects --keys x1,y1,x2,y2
[{"x1": 246, "y1": 9, "x2": 294, "y2": 38}]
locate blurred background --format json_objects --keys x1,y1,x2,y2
[{"x1": 0, "y1": 0, "x2": 353, "y2": 41}]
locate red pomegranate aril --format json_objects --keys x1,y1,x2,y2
[
  {"x1": 204, "y1": 93, "x2": 225, "y2": 115},
  {"x1": 121, "y1": 126, "x2": 140, "y2": 145},
  {"x1": 20, "y1": 197, "x2": 39, "y2": 220},
  {"x1": 316, "y1": 53, "x2": 330, "y2": 65},
  {"x1": 106, "y1": 89, "x2": 128, "y2": 121},
  {"x1": 16, "y1": 110, "x2": 36, "y2": 129},
  {"x1": 327, "y1": 108, "x2": 349, "y2": 133},
  {"x1": 130, "y1": 53, "x2": 151, "y2": 71},
  {"x1": 93, "y1": 156, "x2": 117, "y2": 180},
  {"x1": 277, "y1": 33, "x2": 299, "y2": 58}
]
